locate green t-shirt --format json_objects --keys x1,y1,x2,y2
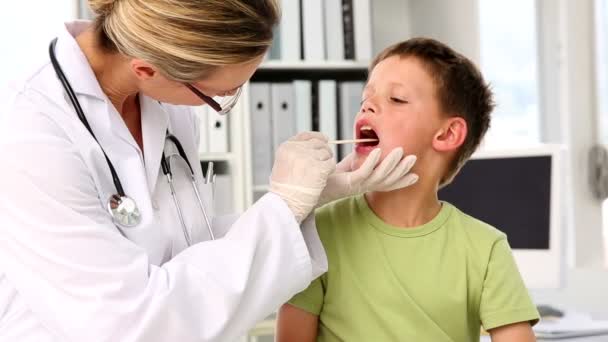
[{"x1": 289, "y1": 195, "x2": 539, "y2": 342}]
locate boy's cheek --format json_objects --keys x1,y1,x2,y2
[
  {"x1": 379, "y1": 138, "x2": 406, "y2": 158},
  {"x1": 382, "y1": 131, "x2": 424, "y2": 156}
]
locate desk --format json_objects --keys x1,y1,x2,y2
[{"x1": 481, "y1": 335, "x2": 608, "y2": 341}]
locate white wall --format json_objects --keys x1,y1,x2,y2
[
  {"x1": 0, "y1": 1, "x2": 77, "y2": 91},
  {"x1": 371, "y1": 0, "x2": 411, "y2": 54},
  {"x1": 530, "y1": 0, "x2": 608, "y2": 316},
  {"x1": 558, "y1": 0, "x2": 605, "y2": 269},
  {"x1": 408, "y1": 0, "x2": 481, "y2": 65},
  {"x1": 371, "y1": 0, "x2": 481, "y2": 65}
]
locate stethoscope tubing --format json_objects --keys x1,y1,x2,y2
[
  {"x1": 48, "y1": 37, "x2": 214, "y2": 243},
  {"x1": 49, "y1": 38, "x2": 126, "y2": 196}
]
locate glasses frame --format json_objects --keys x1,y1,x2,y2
[{"x1": 185, "y1": 83, "x2": 241, "y2": 115}]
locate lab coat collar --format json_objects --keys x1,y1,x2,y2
[
  {"x1": 55, "y1": 21, "x2": 107, "y2": 100},
  {"x1": 141, "y1": 97, "x2": 169, "y2": 192},
  {"x1": 53, "y1": 21, "x2": 115, "y2": 145},
  {"x1": 55, "y1": 21, "x2": 170, "y2": 194}
]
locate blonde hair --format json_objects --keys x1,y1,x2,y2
[{"x1": 89, "y1": 0, "x2": 279, "y2": 82}]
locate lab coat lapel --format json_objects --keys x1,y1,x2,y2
[
  {"x1": 53, "y1": 22, "x2": 154, "y2": 222},
  {"x1": 141, "y1": 97, "x2": 169, "y2": 193},
  {"x1": 55, "y1": 22, "x2": 142, "y2": 152},
  {"x1": 55, "y1": 21, "x2": 107, "y2": 99}
]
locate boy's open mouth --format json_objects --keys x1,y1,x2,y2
[{"x1": 358, "y1": 125, "x2": 380, "y2": 147}]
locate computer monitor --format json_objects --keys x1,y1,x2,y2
[{"x1": 438, "y1": 145, "x2": 562, "y2": 289}]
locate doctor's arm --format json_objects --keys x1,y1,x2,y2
[{"x1": 0, "y1": 116, "x2": 327, "y2": 342}]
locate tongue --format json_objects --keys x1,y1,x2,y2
[{"x1": 360, "y1": 130, "x2": 379, "y2": 146}]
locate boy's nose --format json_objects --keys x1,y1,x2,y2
[{"x1": 361, "y1": 98, "x2": 378, "y2": 115}]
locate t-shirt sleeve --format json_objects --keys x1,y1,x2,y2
[
  {"x1": 287, "y1": 276, "x2": 325, "y2": 315},
  {"x1": 480, "y1": 238, "x2": 540, "y2": 330}
]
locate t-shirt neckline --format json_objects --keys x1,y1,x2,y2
[{"x1": 355, "y1": 194, "x2": 453, "y2": 238}]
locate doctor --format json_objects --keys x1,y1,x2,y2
[{"x1": 0, "y1": 0, "x2": 418, "y2": 341}]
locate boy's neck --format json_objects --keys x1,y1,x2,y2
[{"x1": 365, "y1": 180, "x2": 442, "y2": 228}]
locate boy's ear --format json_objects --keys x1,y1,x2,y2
[{"x1": 432, "y1": 117, "x2": 467, "y2": 152}]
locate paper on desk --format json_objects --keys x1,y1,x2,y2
[{"x1": 534, "y1": 311, "x2": 608, "y2": 338}]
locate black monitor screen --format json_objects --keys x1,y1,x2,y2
[{"x1": 438, "y1": 155, "x2": 551, "y2": 249}]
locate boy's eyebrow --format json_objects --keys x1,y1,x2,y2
[
  {"x1": 363, "y1": 82, "x2": 409, "y2": 93},
  {"x1": 387, "y1": 81, "x2": 408, "y2": 89}
]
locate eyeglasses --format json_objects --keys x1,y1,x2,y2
[{"x1": 185, "y1": 83, "x2": 242, "y2": 115}]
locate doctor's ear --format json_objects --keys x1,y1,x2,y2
[
  {"x1": 130, "y1": 59, "x2": 159, "y2": 81},
  {"x1": 432, "y1": 116, "x2": 467, "y2": 152}
]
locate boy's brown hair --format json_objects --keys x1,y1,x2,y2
[{"x1": 370, "y1": 37, "x2": 494, "y2": 186}]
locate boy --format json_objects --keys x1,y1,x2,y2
[{"x1": 276, "y1": 38, "x2": 539, "y2": 342}]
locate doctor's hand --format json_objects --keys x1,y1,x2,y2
[
  {"x1": 318, "y1": 147, "x2": 418, "y2": 206},
  {"x1": 270, "y1": 132, "x2": 337, "y2": 223}
]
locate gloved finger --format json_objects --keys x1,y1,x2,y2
[
  {"x1": 305, "y1": 138, "x2": 332, "y2": 149},
  {"x1": 289, "y1": 131, "x2": 328, "y2": 142},
  {"x1": 347, "y1": 148, "x2": 382, "y2": 184},
  {"x1": 376, "y1": 173, "x2": 419, "y2": 192},
  {"x1": 320, "y1": 157, "x2": 337, "y2": 175},
  {"x1": 312, "y1": 147, "x2": 333, "y2": 161},
  {"x1": 305, "y1": 139, "x2": 334, "y2": 158},
  {"x1": 336, "y1": 150, "x2": 356, "y2": 173},
  {"x1": 400, "y1": 155, "x2": 417, "y2": 174},
  {"x1": 365, "y1": 147, "x2": 404, "y2": 185},
  {"x1": 381, "y1": 155, "x2": 416, "y2": 186}
]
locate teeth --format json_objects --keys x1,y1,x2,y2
[{"x1": 361, "y1": 125, "x2": 373, "y2": 131}]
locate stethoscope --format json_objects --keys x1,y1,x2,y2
[{"x1": 49, "y1": 38, "x2": 214, "y2": 245}]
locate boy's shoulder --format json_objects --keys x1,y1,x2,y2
[
  {"x1": 315, "y1": 196, "x2": 360, "y2": 228},
  {"x1": 313, "y1": 196, "x2": 363, "y2": 242},
  {"x1": 316, "y1": 195, "x2": 359, "y2": 216},
  {"x1": 445, "y1": 202, "x2": 509, "y2": 248},
  {"x1": 313, "y1": 198, "x2": 511, "y2": 252}
]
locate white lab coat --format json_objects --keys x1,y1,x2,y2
[{"x1": 0, "y1": 21, "x2": 327, "y2": 342}]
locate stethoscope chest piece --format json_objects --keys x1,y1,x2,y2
[
  {"x1": 50, "y1": 37, "x2": 213, "y2": 243},
  {"x1": 108, "y1": 194, "x2": 141, "y2": 227}
]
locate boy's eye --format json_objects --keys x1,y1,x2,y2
[{"x1": 391, "y1": 97, "x2": 408, "y2": 104}]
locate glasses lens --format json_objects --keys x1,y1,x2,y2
[{"x1": 211, "y1": 87, "x2": 242, "y2": 115}]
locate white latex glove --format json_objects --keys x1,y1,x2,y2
[
  {"x1": 318, "y1": 147, "x2": 418, "y2": 206},
  {"x1": 269, "y1": 132, "x2": 337, "y2": 223}
]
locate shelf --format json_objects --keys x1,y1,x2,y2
[
  {"x1": 260, "y1": 60, "x2": 369, "y2": 70},
  {"x1": 253, "y1": 184, "x2": 270, "y2": 192},
  {"x1": 253, "y1": 60, "x2": 369, "y2": 82},
  {"x1": 248, "y1": 319, "x2": 276, "y2": 337},
  {"x1": 198, "y1": 152, "x2": 234, "y2": 162}
]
